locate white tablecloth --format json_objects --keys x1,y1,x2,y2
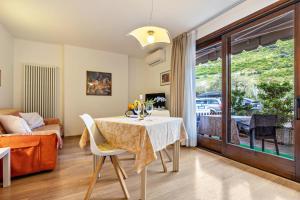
[{"x1": 94, "y1": 116, "x2": 188, "y2": 173}]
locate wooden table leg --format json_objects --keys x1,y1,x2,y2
[
  {"x1": 3, "y1": 150, "x2": 11, "y2": 187},
  {"x1": 173, "y1": 140, "x2": 180, "y2": 172},
  {"x1": 141, "y1": 166, "x2": 147, "y2": 200}
]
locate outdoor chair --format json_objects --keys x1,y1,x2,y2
[{"x1": 238, "y1": 114, "x2": 279, "y2": 155}]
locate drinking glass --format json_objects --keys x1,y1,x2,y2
[
  {"x1": 145, "y1": 104, "x2": 154, "y2": 116},
  {"x1": 134, "y1": 103, "x2": 141, "y2": 116}
]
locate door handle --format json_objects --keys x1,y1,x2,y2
[{"x1": 296, "y1": 97, "x2": 300, "y2": 120}]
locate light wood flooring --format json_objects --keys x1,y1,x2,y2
[{"x1": 1, "y1": 136, "x2": 300, "y2": 200}]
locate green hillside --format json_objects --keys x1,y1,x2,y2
[{"x1": 195, "y1": 39, "x2": 294, "y2": 99}]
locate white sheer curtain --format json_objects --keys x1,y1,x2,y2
[{"x1": 183, "y1": 30, "x2": 197, "y2": 147}]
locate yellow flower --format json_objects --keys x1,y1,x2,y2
[
  {"x1": 128, "y1": 100, "x2": 142, "y2": 110},
  {"x1": 134, "y1": 100, "x2": 141, "y2": 106}
]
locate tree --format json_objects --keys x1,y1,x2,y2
[
  {"x1": 195, "y1": 39, "x2": 294, "y2": 97},
  {"x1": 231, "y1": 83, "x2": 253, "y2": 116},
  {"x1": 257, "y1": 81, "x2": 293, "y2": 126}
]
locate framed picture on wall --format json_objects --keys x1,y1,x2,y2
[
  {"x1": 86, "y1": 71, "x2": 112, "y2": 96},
  {"x1": 160, "y1": 70, "x2": 170, "y2": 86}
]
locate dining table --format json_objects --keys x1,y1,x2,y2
[{"x1": 93, "y1": 116, "x2": 188, "y2": 200}]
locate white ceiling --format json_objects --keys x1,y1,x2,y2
[{"x1": 0, "y1": 0, "x2": 244, "y2": 57}]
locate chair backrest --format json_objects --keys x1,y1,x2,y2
[
  {"x1": 250, "y1": 114, "x2": 278, "y2": 129},
  {"x1": 250, "y1": 114, "x2": 278, "y2": 138},
  {"x1": 151, "y1": 110, "x2": 170, "y2": 117},
  {"x1": 79, "y1": 114, "x2": 106, "y2": 154}
]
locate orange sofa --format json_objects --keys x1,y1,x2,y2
[{"x1": 0, "y1": 109, "x2": 61, "y2": 178}]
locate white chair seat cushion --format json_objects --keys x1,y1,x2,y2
[{"x1": 97, "y1": 143, "x2": 127, "y2": 156}]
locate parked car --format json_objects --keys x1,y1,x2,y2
[
  {"x1": 196, "y1": 97, "x2": 222, "y2": 114},
  {"x1": 243, "y1": 98, "x2": 262, "y2": 111},
  {"x1": 197, "y1": 91, "x2": 221, "y2": 98}
]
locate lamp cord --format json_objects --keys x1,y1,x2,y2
[{"x1": 149, "y1": 0, "x2": 154, "y2": 25}]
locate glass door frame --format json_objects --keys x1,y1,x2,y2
[
  {"x1": 294, "y1": 1, "x2": 300, "y2": 182},
  {"x1": 197, "y1": 1, "x2": 300, "y2": 181},
  {"x1": 222, "y1": 3, "x2": 297, "y2": 180}
]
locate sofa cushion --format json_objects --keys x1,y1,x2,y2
[
  {"x1": 0, "y1": 109, "x2": 21, "y2": 135},
  {"x1": 33, "y1": 124, "x2": 61, "y2": 136},
  {"x1": 0, "y1": 115, "x2": 32, "y2": 134},
  {"x1": 0, "y1": 123, "x2": 6, "y2": 134},
  {"x1": 19, "y1": 112, "x2": 45, "y2": 129}
]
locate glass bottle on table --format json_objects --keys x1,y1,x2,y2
[
  {"x1": 134, "y1": 103, "x2": 142, "y2": 118},
  {"x1": 139, "y1": 94, "x2": 145, "y2": 120}
]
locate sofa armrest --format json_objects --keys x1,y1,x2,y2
[
  {"x1": 44, "y1": 118, "x2": 64, "y2": 138},
  {"x1": 44, "y1": 118, "x2": 61, "y2": 125}
]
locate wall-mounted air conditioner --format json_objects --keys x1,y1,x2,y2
[{"x1": 145, "y1": 49, "x2": 165, "y2": 66}]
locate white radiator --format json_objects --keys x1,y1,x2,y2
[{"x1": 23, "y1": 64, "x2": 58, "y2": 118}]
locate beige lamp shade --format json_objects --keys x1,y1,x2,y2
[{"x1": 129, "y1": 26, "x2": 171, "y2": 47}]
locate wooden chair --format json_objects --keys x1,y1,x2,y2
[{"x1": 80, "y1": 114, "x2": 129, "y2": 200}]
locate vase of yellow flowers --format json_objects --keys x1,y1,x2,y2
[
  {"x1": 126, "y1": 100, "x2": 143, "y2": 119},
  {"x1": 127, "y1": 100, "x2": 140, "y2": 114},
  {"x1": 126, "y1": 96, "x2": 155, "y2": 119}
]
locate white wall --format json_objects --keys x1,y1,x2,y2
[
  {"x1": 13, "y1": 39, "x2": 64, "y2": 119},
  {"x1": 128, "y1": 45, "x2": 171, "y2": 108},
  {"x1": 12, "y1": 40, "x2": 129, "y2": 136},
  {"x1": 0, "y1": 24, "x2": 13, "y2": 108},
  {"x1": 128, "y1": 57, "x2": 146, "y2": 103},
  {"x1": 64, "y1": 45, "x2": 128, "y2": 136}
]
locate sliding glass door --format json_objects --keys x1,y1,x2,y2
[
  {"x1": 228, "y1": 9, "x2": 295, "y2": 160},
  {"x1": 196, "y1": 2, "x2": 300, "y2": 181}
]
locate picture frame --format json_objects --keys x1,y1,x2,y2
[
  {"x1": 86, "y1": 71, "x2": 112, "y2": 96},
  {"x1": 160, "y1": 70, "x2": 171, "y2": 86}
]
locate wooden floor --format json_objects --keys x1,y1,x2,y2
[{"x1": 1, "y1": 136, "x2": 300, "y2": 200}]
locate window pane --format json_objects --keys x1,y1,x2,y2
[
  {"x1": 229, "y1": 11, "x2": 295, "y2": 160},
  {"x1": 196, "y1": 42, "x2": 222, "y2": 140}
]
